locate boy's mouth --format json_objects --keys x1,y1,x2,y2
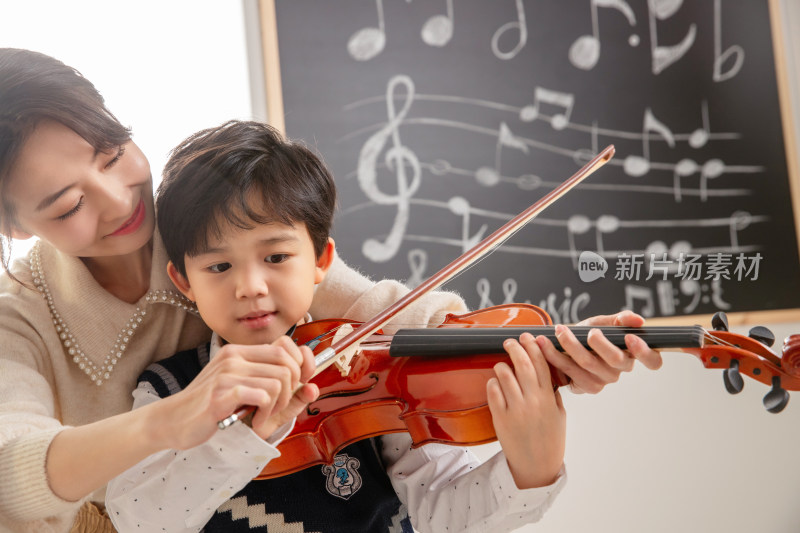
[{"x1": 238, "y1": 311, "x2": 275, "y2": 329}]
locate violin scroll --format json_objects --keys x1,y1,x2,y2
[{"x1": 780, "y1": 334, "x2": 800, "y2": 378}]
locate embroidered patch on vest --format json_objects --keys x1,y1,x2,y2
[{"x1": 321, "y1": 453, "x2": 362, "y2": 500}]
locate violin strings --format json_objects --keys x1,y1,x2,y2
[{"x1": 301, "y1": 324, "x2": 707, "y2": 347}]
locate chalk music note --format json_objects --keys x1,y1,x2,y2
[
  {"x1": 689, "y1": 100, "x2": 710, "y2": 148},
  {"x1": 623, "y1": 108, "x2": 675, "y2": 177},
  {"x1": 656, "y1": 280, "x2": 676, "y2": 315},
  {"x1": 673, "y1": 156, "x2": 724, "y2": 203},
  {"x1": 516, "y1": 174, "x2": 543, "y2": 191},
  {"x1": 573, "y1": 121, "x2": 600, "y2": 166},
  {"x1": 567, "y1": 214, "x2": 592, "y2": 269},
  {"x1": 645, "y1": 239, "x2": 692, "y2": 276},
  {"x1": 421, "y1": 0, "x2": 454, "y2": 47},
  {"x1": 474, "y1": 122, "x2": 529, "y2": 187},
  {"x1": 491, "y1": 0, "x2": 527, "y2": 60},
  {"x1": 648, "y1": 0, "x2": 697, "y2": 75},
  {"x1": 406, "y1": 249, "x2": 428, "y2": 288},
  {"x1": 713, "y1": 0, "x2": 744, "y2": 82},
  {"x1": 569, "y1": 0, "x2": 639, "y2": 71},
  {"x1": 673, "y1": 158, "x2": 698, "y2": 202},
  {"x1": 519, "y1": 87, "x2": 575, "y2": 130},
  {"x1": 624, "y1": 285, "x2": 655, "y2": 317},
  {"x1": 680, "y1": 279, "x2": 731, "y2": 314},
  {"x1": 699, "y1": 159, "x2": 725, "y2": 202},
  {"x1": 348, "y1": 0, "x2": 387, "y2": 61},
  {"x1": 476, "y1": 278, "x2": 520, "y2": 307},
  {"x1": 595, "y1": 215, "x2": 619, "y2": 256},
  {"x1": 448, "y1": 197, "x2": 488, "y2": 253},
  {"x1": 728, "y1": 210, "x2": 752, "y2": 250},
  {"x1": 358, "y1": 75, "x2": 422, "y2": 262}
]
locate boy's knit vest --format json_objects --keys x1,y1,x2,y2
[{"x1": 140, "y1": 345, "x2": 414, "y2": 533}]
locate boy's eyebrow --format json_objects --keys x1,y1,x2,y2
[{"x1": 199, "y1": 233, "x2": 300, "y2": 255}]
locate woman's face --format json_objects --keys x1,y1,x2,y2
[{"x1": 5, "y1": 120, "x2": 155, "y2": 258}]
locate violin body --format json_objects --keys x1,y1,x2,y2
[
  {"x1": 256, "y1": 304, "x2": 562, "y2": 479},
  {"x1": 255, "y1": 303, "x2": 800, "y2": 479}
]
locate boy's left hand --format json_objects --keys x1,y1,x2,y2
[
  {"x1": 539, "y1": 310, "x2": 663, "y2": 394},
  {"x1": 488, "y1": 332, "x2": 566, "y2": 490}
]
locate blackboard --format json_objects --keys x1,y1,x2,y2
[{"x1": 261, "y1": 0, "x2": 800, "y2": 323}]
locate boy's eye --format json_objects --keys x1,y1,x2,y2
[
  {"x1": 208, "y1": 262, "x2": 231, "y2": 273},
  {"x1": 265, "y1": 254, "x2": 289, "y2": 264}
]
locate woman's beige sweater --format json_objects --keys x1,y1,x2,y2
[{"x1": 0, "y1": 235, "x2": 466, "y2": 532}]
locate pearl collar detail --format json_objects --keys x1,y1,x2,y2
[{"x1": 30, "y1": 242, "x2": 198, "y2": 386}]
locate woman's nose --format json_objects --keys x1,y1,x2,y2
[{"x1": 95, "y1": 174, "x2": 132, "y2": 220}]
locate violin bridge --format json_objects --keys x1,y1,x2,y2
[{"x1": 331, "y1": 323, "x2": 357, "y2": 376}]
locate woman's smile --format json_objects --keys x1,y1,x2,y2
[{"x1": 108, "y1": 196, "x2": 146, "y2": 237}]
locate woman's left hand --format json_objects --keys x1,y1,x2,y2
[{"x1": 537, "y1": 310, "x2": 663, "y2": 394}]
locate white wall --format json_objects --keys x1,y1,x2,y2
[
  {"x1": 472, "y1": 1, "x2": 800, "y2": 531},
  {"x1": 2, "y1": 2, "x2": 800, "y2": 532}
]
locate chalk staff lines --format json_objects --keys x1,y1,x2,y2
[
  {"x1": 341, "y1": 84, "x2": 762, "y2": 196},
  {"x1": 340, "y1": 75, "x2": 764, "y2": 264}
]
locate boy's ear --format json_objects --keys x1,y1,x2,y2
[
  {"x1": 314, "y1": 238, "x2": 336, "y2": 284},
  {"x1": 166, "y1": 261, "x2": 196, "y2": 302}
]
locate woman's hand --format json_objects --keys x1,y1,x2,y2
[{"x1": 538, "y1": 310, "x2": 663, "y2": 394}]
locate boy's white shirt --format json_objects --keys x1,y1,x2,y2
[{"x1": 106, "y1": 332, "x2": 566, "y2": 533}]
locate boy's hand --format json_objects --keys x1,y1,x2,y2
[
  {"x1": 156, "y1": 336, "x2": 317, "y2": 450},
  {"x1": 538, "y1": 310, "x2": 663, "y2": 394},
  {"x1": 488, "y1": 332, "x2": 566, "y2": 490},
  {"x1": 249, "y1": 337, "x2": 319, "y2": 439}
]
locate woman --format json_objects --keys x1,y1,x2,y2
[{"x1": 0, "y1": 48, "x2": 661, "y2": 532}]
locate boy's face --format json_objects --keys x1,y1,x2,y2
[{"x1": 168, "y1": 220, "x2": 334, "y2": 346}]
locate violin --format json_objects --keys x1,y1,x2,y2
[
  {"x1": 254, "y1": 304, "x2": 800, "y2": 479},
  {"x1": 211, "y1": 144, "x2": 795, "y2": 480}
]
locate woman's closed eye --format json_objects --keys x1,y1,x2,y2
[
  {"x1": 104, "y1": 146, "x2": 126, "y2": 169},
  {"x1": 56, "y1": 197, "x2": 84, "y2": 221}
]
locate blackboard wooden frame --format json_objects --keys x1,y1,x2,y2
[{"x1": 256, "y1": 0, "x2": 800, "y2": 327}]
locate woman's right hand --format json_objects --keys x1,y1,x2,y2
[{"x1": 152, "y1": 336, "x2": 318, "y2": 449}]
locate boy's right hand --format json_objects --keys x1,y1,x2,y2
[{"x1": 154, "y1": 336, "x2": 318, "y2": 450}]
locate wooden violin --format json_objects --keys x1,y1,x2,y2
[
  {"x1": 210, "y1": 144, "x2": 795, "y2": 480},
  {"x1": 254, "y1": 304, "x2": 800, "y2": 479}
]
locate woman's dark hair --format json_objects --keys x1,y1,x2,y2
[
  {"x1": 0, "y1": 48, "x2": 131, "y2": 274},
  {"x1": 157, "y1": 120, "x2": 337, "y2": 277}
]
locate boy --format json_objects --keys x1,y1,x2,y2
[{"x1": 106, "y1": 120, "x2": 566, "y2": 532}]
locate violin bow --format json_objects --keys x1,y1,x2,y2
[
  {"x1": 218, "y1": 145, "x2": 615, "y2": 429},
  {"x1": 312, "y1": 145, "x2": 616, "y2": 376}
]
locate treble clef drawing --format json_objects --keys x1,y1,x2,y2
[{"x1": 357, "y1": 75, "x2": 422, "y2": 263}]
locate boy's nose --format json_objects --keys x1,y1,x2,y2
[{"x1": 235, "y1": 267, "x2": 269, "y2": 299}]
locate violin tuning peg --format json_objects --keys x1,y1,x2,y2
[
  {"x1": 711, "y1": 312, "x2": 729, "y2": 332},
  {"x1": 748, "y1": 326, "x2": 775, "y2": 347},
  {"x1": 763, "y1": 376, "x2": 790, "y2": 413},
  {"x1": 722, "y1": 359, "x2": 744, "y2": 394}
]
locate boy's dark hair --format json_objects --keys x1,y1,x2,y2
[
  {"x1": 0, "y1": 48, "x2": 131, "y2": 275},
  {"x1": 157, "y1": 120, "x2": 337, "y2": 277}
]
